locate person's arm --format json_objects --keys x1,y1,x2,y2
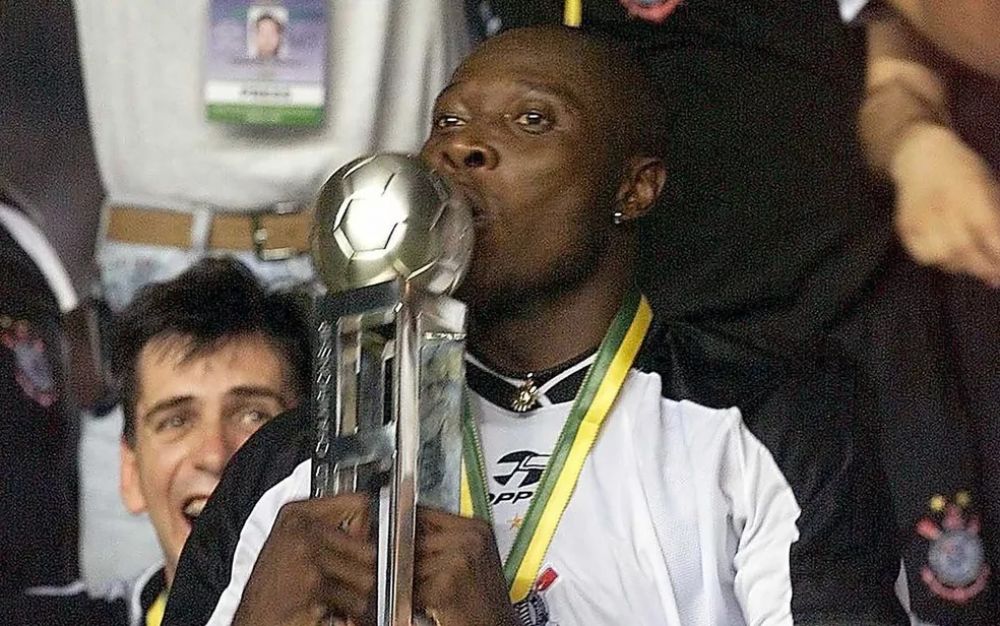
[
  {"x1": 860, "y1": 10, "x2": 1000, "y2": 286},
  {"x1": 727, "y1": 414, "x2": 801, "y2": 626},
  {"x1": 883, "y1": 0, "x2": 1000, "y2": 80},
  {"x1": 163, "y1": 410, "x2": 375, "y2": 626}
]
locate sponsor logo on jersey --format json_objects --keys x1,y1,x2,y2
[
  {"x1": 916, "y1": 491, "x2": 990, "y2": 603},
  {"x1": 1, "y1": 317, "x2": 56, "y2": 407},
  {"x1": 491, "y1": 450, "x2": 549, "y2": 506}
]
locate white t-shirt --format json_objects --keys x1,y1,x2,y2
[{"x1": 73, "y1": 0, "x2": 470, "y2": 212}]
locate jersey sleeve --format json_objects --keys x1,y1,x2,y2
[
  {"x1": 162, "y1": 408, "x2": 313, "y2": 626},
  {"x1": 727, "y1": 411, "x2": 800, "y2": 626}
]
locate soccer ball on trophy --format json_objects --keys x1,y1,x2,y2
[{"x1": 311, "y1": 153, "x2": 474, "y2": 295}]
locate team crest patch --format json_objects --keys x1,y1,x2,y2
[
  {"x1": 916, "y1": 491, "x2": 990, "y2": 603},
  {"x1": 618, "y1": 0, "x2": 684, "y2": 24},
  {"x1": 513, "y1": 567, "x2": 559, "y2": 626},
  {"x1": 1, "y1": 317, "x2": 56, "y2": 407}
]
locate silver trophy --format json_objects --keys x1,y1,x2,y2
[{"x1": 310, "y1": 153, "x2": 473, "y2": 625}]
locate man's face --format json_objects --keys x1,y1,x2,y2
[
  {"x1": 120, "y1": 334, "x2": 298, "y2": 585},
  {"x1": 255, "y1": 17, "x2": 282, "y2": 59},
  {"x1": 420, "y1": 35, "x2": 622, "y2": 312}
]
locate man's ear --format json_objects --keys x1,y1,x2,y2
[
  {"x1": 120, "y1": 440, "x2": 147, "y2": 515},
  {"x1": 615, "y1": 156, "x2": 667, "y2": 222}
]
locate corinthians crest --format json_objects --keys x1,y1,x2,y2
[
  {"x1": 1, "y1": 317, "x2": 56, "y2": 408},
  {"x1": 916, "y1": 491, "x2": 991, "y2": 603}
]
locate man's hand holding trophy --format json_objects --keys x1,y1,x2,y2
[{"x1": 233, "y1": 154, "x2": 517, "y2": 626}]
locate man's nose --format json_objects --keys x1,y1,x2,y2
[
  {"x1": 193, "y1": 422, "x2": 239, "y2": 475},
  {"x1": 434, "y1": 136, "x2": 499, "y2": 173}
]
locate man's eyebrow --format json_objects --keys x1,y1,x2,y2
[
  {"x1": 434, "y1": 80, "x2": 464, "y2": 104},
  {"x1": 225, "y1": 386, "x2": 289, "y2": 407},
  {"x1": 141, "y1": 396, "x2": 194, "y2": 423},
  {"x1": 434, "y1": 79, "x2": 583, "y2": 112}
]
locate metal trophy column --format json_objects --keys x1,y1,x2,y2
[{"x1": 309, "y1": 153, "x2": 473, "y2": 625}]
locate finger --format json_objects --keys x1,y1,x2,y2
[
  {"x1": 314, "y1": 533, "x2": 378, "y2": 582},
  {"x1": 967, "y1": 216, "x2": 1000, "y2": 285},
  {"x1": 313, "y1": 539, "x2": 377, "y2": 620},
  {"x1": 318, "y1": 573, "x2": 372, "y2": 621},
  {"x1": 414, "y1": 552, "x2": 457, "y2": 610},
  {"x1": 282, "y1": 493, "x2": 370, "y2": 526},
  {"x1": 942, "y1": 225, "x2": 1000, "y2": 284},
  {"x1": 415, "y1": 505, "x2": 453, "y2": 531},
  {"x1": 417, "y1": 506, "x2": 492, "y2": 534},
  {"x1": 898, "y1": 216, "x2": 950, "y2": 269}
]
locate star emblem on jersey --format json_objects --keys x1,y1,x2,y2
[
  {"x1": 511, "y1": 376, "x2": 540, "y2": 412},
  {"x1": 1, "y1": 318, "x2": 56, "y2": 407},
  {"x1": 916, "y1": 491, "x2": 990, "y2": 603}
]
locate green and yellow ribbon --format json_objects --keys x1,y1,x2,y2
[
  {"x1": 563, "y1": 0, "x2": 583, "y2": 27},
  {"x1": 460, "y1": 290, "x2": 652, "y2": 601}
]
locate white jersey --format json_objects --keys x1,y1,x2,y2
[
  {"x1": 162, "y1": 367, "x2": 801, "y2": 626},
  {"x1": 475, "y1": 370, "x2": 800, "y2": 626},
  {"x1": 73, "y1": 0, "x2": 470, "y2": 211}
]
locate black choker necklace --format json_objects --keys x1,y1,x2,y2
[{"x1": 466, "y1": 350, "x2": 596, "y2": 413}]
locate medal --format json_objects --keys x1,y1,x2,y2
[
  {"x1": 511, "y1": 376, "x2": 540, "y2": 412},
  {"x1": 460, "y1": 290, "x2": 653, "y2": 601}
]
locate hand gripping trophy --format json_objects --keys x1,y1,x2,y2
[{"x1": 310, "y1": 153, "x2": 474, "y2": 626}]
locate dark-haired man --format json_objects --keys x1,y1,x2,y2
[
  {"x1": 164, "y1": 28, "x2": 903, "y2": 625},
  {"x1": 2, "y1": 257, "x2": 311, "y2": 625}
]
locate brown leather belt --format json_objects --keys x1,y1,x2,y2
[{"x1": 105, "y1": 204, "x2": 313, "y2": 261}]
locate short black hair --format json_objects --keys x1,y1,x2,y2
[
  {"x1": 255, "y1": 12, "x2": 284, "y2": 32},
  {"x1": 110, "y1": 257, "x2": 311, "y2": 446}
]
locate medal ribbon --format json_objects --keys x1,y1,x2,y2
[
  {"x1": 460, "y1": 290, "x2": 653, "y2": 601},
  {"x1": 564, "y1": 0, "x2": 583, "y2": 27}
]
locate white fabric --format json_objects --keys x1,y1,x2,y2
[
  {"x1": 73, "y1": 0, "x2": 470, "y2": 213},
  {"x1": 25, "y1": 561, "x2": 163, "y2": 626},
  {"x1": 500, "y1": 371, "x2": 800, "y2": 626},
  {"x1": 212, "y1": 372, "x2": 800, "y2": 625},
  {"x1": 0, "y1": 203, "x2": 78, "y2": 312},
  {"x1": 208, "y1": 459, "x2": 312, "y2": 626},
  {"x1": 476, "y1": 397, "x2": 569, "y2": 560},
  {"x1": 838, "y1": 0, "x2": 871, "y2": 22}
]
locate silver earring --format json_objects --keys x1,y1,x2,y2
[{"x1": 613, "y1": 210, "x2": 624, "y2": 225}]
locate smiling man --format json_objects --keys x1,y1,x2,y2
[
  {"x1": 1, "y1": 257, "x2": 311, "y2": 625},
  {"x1": 163, "y1": 27, "x2": 903, "y2": 626}
]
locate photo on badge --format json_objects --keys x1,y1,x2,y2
[{"x1": 247, "y1": 5, "x2": 288, "y2": 61}]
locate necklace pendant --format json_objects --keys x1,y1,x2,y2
[{"x1": 511, "y1": 378, "x2": 539, "y2": 412}]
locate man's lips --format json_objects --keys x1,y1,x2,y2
[
  {"x1": 182, "y1": 496, "x2": 210, "y2": 523},
  {"x1": 449, "y1": 182, "x2": 492, "y2": 228}
]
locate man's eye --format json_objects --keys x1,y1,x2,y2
[
  {"x1": 156, "y1": 414, "x2": 189, "y2": 432},
  {"x1": 514, "y1": 110, "x2": 552, "y2": 133},
  {"x1": 238, "y1": 408, "x2": 274, "y2": 425},
  {"x1": 434, "y1": 114, "x2": 465, "y2": 129}
]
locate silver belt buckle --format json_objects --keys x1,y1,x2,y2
[{"x1": 251, "y1": 201, "x2": 300, "y2": 262}]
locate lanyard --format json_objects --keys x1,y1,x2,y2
[
  {"x1": 564, "y1": 0, "x2": 583, "y2": 27},
  {"x1": 146, "y1": 591, "x2": 166, "y2": 626},
  {"x1": 460, "y1": 290, "x2": 653, "y2": 601}
]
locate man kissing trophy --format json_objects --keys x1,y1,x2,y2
[{"x1": 310, "y1": 153, "x2": 474, "y2": 626}]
